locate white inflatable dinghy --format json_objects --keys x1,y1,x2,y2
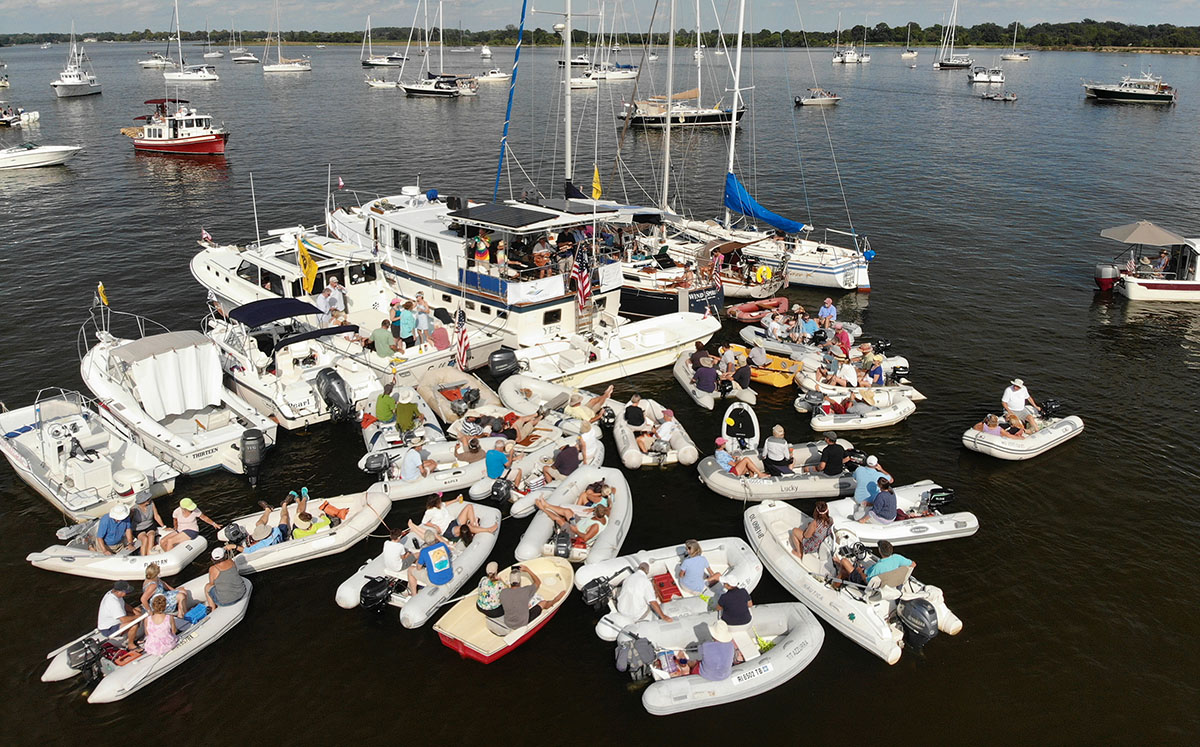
[
  {"x1": 745, "y1": 500, "x2": 961, "y2": 664},
  {"x1": 42, "y1": 574, "x2": 252, "y2": 703},
  {"x1": 826, "y1": 480, "x2": 979, "y2": 546},
  {"x1": 361, "y1": 385, "x2": 446, "y2": 453},
  {"x1": 611, "y1": 397, "x2": 699, "y2": 469},
  {"x1": 497, "y1": 375, "x2": 599, "y2": 417},
  {"x1": 800, "y1": 388, "x2": 917, "y2": 431},
  {"x1": 794, "y1": 372, "x2": 926, "y2": 403},
  {"x1": 334, "y1": 502, "x2": 501, "y2": 628},
  {"x1": 739, "y1": 324, "x2": 860, "y2": 359},
  {"x1": 574, "y1": 537, "x2": 764, "y2": 640},
  {"x1": 514, "y1": 466, "x2": 631, "y2": 564},
  {"x1": 27, "y1": 521, "x2": 208, "y2": 580},
  {"x1": 672, "y1": 351, "x2": 756, "y2": 411},
  {"x1": 217, "y1": 486, "x2": 391, "y2": 573},
  {"x1": 961, "y1": 414, "x2": 1084, "y2": 460},
  {"x1": 720, "y1": 401, "x2": 761, "y2": 450},
  {"x1": 416, "y1": 367, "x2": 502, "y2": 424},
  {"x1": 434, "y1": 556, "x2": 573, "y2": 663},
  {"x1": 615, "y1": 603, "x2": 824, "y2": 715}
]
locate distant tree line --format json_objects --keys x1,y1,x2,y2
[{"x1": 5, "y1": 19, "x2": 1200, "y2": 49}]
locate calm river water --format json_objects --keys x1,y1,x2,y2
[{"x1": 1, "y1": 41, "x2": 1198, "y2": 742}]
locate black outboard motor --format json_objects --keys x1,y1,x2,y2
[
  {"x1": 315, "y1": 368, "x2": 355, "y2": 421},
  {"x1": 599, "y1": 406, "x2": 617, "y2": 429},
  {"x1": 1040, "y1": 398, "x2": 1062, "y2": 418},
  {"x1": 871, "y1": 339, "x2": 892, "y2": 356},
  {"x1": 490, "y1": 478, "x2": 513, "y2": 503},
  {"x1": 844, "y1": 448, "x2": 867, "y2": 469},
  {"x1": 462, "y1": 387, "x2": 481, "y2": 409},
  {"x1": 488, "y1": 348, "x2": 521, "y2": 381},
  {"x1": 360, "y1": 576, "x2": 399, "y2": 612},
  {"x1": 223, "y1": 523, "x2": 248, "y2": 547},
  {"x1": 66, "y1": 637, "x2": 106, "y2": 681},
  {"x1": 717, "y1": 379, "x2": 734, "y2": 396},
  {"x1": 240, "y1": 429, "x2": 267, "y2": 487},
  {"x1": 924, "y1": 487, "x2": 955, "y2": 513},
  {"x1": 361, "y1": 452, "x2": 391, "y2": 476},
  {"x1": 888, "y1": 365, "x2": 910, "y2": 385},
  {"x1": 582, "y1": 566, "x2": 631, "y2": 611},
  {"x1": 795, "y1": 389, "x2": 825, "y2": 413},
  {"x1": 810, "y1": 329, "x2": 828, "y2": 345},
  {"x1": 896, "y1": 598, "x2": 940, "y2": 651}
]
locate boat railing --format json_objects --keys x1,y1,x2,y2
[{"x1": 76, "y1": 304, "x2": 171, "y2": 363}]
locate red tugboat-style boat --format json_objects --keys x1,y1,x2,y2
[{"x1": 121, "y1": 98, "x2": 229, "y2": 155}]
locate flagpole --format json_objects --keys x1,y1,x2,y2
[
  {"x1": 326, "y1": 163, "x2": 331, "y2": 220},
  {"x1": 250, "y1": 172, "x2": 261, "y2": 247}
]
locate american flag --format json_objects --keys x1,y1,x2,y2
[
  {"x1": 1125, "y1": 255, "x2": 1136, "y2": 273},
  {"x1": 572, "y1": 248, "x2": 592, "y2": 312},
  {"x1": 712, "y1": 252, "x2": 724, "y2": 290},
  {"x1": 454, "y1": 308, "x2": 470, "y2": 370},
  {"x1": 201, "y1": 228, "x2": 213, "y2": 242}
]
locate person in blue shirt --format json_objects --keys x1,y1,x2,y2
[
  {"x1": 405, "y1": 530, "x2": 454, "y2": 594},
  {"x1": 713, "y1": 437, "x2": 766, "y2": 477},
  {"x1": 678, "y1": 539, "x2": 720, "y2": 593},
  {"x1": 485, "y1": 440, "x2": 523, "y2": 488},
  {"x1": 799, "y1": 313, "x2": 819, "y2": 341},
  {"x1": 859, "y1": 479, "x2": 898, "y2": 525},
  {"x1": 816, "y1": 297, "x2": 838, "y2": 328},
  {"x1": 835, "y1": 540, "x2": 914, "y2": 587},
  {"x1": 852, "y1": 455, "x2": 892, "y2": 506},
  {"x1": 241, "y1": 493, "x2": 297, "y2": 554},
  {"x1": 92, "y1": 504, "x2": 134, "y2": 555}
]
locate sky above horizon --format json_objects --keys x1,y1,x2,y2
[{"x1": 2, "y1": 1, "x2": 1197, "y2": 35}]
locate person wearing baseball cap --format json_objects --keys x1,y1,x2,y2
[
  {"x1": 159, "y1": 497, "x2": 221, "y2": 553},
  {"x1": 1001, "y1": 378, "x2": 1042, "y2": 433},
  {"x1": 476, "y1": 561, "x2": 506, "y2": 619},
  {"x1": 97, "y1": 580, "x2": 142, "y2": 648},
  {"x1": 91, "y1": 503, "x2": 134, "y2": 555},
  {"x1": 805, "y1": 431, "x2": 850, "y2": 476},
  {"x1": 852, "y1": 454, "x2": 893, "y2": 511}
]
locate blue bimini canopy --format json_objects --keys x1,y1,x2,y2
[
  {"x1": 229, "y1": 298, "x2": 321, "y2": 328},
  {"x1": 274, "y1": 325, "x2": 359, "y2": 353},
  {"x1": 723, "y1": 172, "x2": 810, "y2": 235}
]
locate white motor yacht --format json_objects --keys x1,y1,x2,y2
[
  {"x1": 479, "y1": 68, "x2": 512, "y2": 81},
  {"x1": 0, "y1": 388, "x2": 178, "y2": 522},
  {"x1": 51, "y1": 26, "x2": 101, "y2": 98},
  {"x1": 203, "y1": 298, "x2": 384, "y2": 430},
  {"x1": 138, "y1": 52, "x2": 176, "y2": 69},
  {"x1": 967, "y1": 66, "x2": 1004, "y2": 84},
  {"x1": 480, "y1": 45, "x2": 492, "y2": 59},
  {"x1": 78, "y1": 307, "x2": 278, "y2": 484},
  {"x1": 0, "y1": 142, "x2": 81, "y2": 169}
]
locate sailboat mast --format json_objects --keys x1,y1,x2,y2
[
  {"x1": 694, "y1": 0, "x2": 701, "y2": 105},
  {"x1": 660, "y1": 0, "x2": 675, "y2": 211},
  {"x1": 438, "y1": 0, "x2": 444, "y2": 73},
  {"x1": 174, "y1": 0, "x2": 184, "y2": 66},
  {"x1": 721, "y1": 0, "x2": 745, "y2": 227},
  {"x1": 563, "y1": 0, "x2": 573, "y2": 183}
]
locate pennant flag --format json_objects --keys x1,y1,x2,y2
[
  {"x1": 338, "y1": 177, "x2": 345, "y2": 190},
  {"x1": 454, "y1": 308, "x2": 470, "y2": 371},
  {"x1": 201, "y1": 227, "x2": 213, "y2": 242},
  {"x1": 571, "y1": 249, "x2": 592, "y2": 312},
  {"x1": 296, "y1": 236, "x2": 320, "y2": 294},
  {"x1": 96, "y1": 282, "x2": 108, "y2": 307},
  {"x1": 592, "y1": 164, "x2": 602, "y2": 200},
  {"x1": 564, "y1": 180, "x2": 587, "y2": 199}
]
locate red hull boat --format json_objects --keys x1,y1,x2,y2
[
  {"x1": 123, "y1": 98, "x2": 229, "y2": 156},
  {"x1": 727, "y1": 296, "x2": 789, "y2": 323}
]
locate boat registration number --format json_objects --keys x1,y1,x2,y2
[{"x1": 732, "y1": 661, "x2": 773, "y2": 686}]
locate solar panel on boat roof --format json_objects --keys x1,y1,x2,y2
[
  {"x1": 538, "y1": 198, "x2": 617, "y2": 215},
  {"x1": 445, "y1": 203, "x2": 554, "y2": 229}
]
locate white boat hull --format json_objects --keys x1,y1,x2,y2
[
  {"x1": 961, "y1": 415, "x2": 1084, "y2": 460},
  {"x1": 0, "y1": 144, "x2": 81, "y2": 169},
  {"x1": 825, "y1": 481, "x2": 979, "y2": 546},
  {"x1": 515, "y1": 466, "x2": 631, "y2": 564},
  {"x1": 27, "y1": 527, "x2": 206, "y2": 580},
  {"x1": 51, "y1": 81, "x2": 102, "y2": 97},
  {"x1": 672, "y1": 350, "x2": 756, "y2": 411}
]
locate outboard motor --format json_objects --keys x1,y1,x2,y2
[
  {"x1": 65, "y1": 637, "x2": 106, "y2": 681},
  {"x1": 717, "y1": 379, "x2": 734, "y2": 396},
  {"x1": 488, "y1": 348, "x2": 521, "y2": 381},
  {"x1": 1040, "y1": 398, "x2": 1062, "y2": 419},
  {"x1": 924, "y1": 487, "x2": 955, "y2": 513},
  {"x1": 795, "y1": 389, "x2": 825, "y2": 413},
  {"x1": 583, "y1": 566, "x2": 632, "y2": 610},
  {"x1": 239, "y1": 429, "x2": 267, "y2": 488},
  {"x1": 223, "y1": 523, "x2": 248, "y2": 547},
  {"x1": 461, "y1": 387, "x2": 481, "y2": 409},
  {"x1": 871, "y1": 339, "x2": 892, "y2": 356},
  {"x1": 361, "y1": 452, "x2": 391, "y2": 476},
  {"x1": 315, "y1": 368, "x2": 355, "y2": 421},
  {"x1": 844, "y1": 448, "x2": 867, "y2": 469},
  {"x1": 888, "y1": 365, "x2": 910, "y2": 385},
  {"x1": 450, "y1": 398, "x2": 470, "y2": 417},
  {"x1": 896, "y1": 597, "x2": 940, "y2": 651},
  {"x1": 599, "y1": 406, "x2": 617, "y2": 429},
  {"x1": 648, "y1": 439, "x2": 671, "y2": 463},
  {"x1": 490, "y1": 478, "x2": 513, "y2": 503},
  {"x1": 111, "y1": 469, "x2": 149, "y2": 500},
  {"x1": 810, "y1": 329, "x2": 828, "y2": 346},
  {"x1": 360, "y1": 576, "x2": 399, "y2": 612}
]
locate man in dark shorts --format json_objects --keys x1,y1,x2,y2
[
  {"x1": 542, "y1": 438, "x2": 584, "y2": 483},
  {"x1": 804, "y1": 431, "x2": 848, "y2": 476},
  {"x1": 498, "y1": 564, "x2": 564, "y2": 629}
]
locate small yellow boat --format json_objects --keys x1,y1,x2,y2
[{"x1": 727, "y1": 344, "x2": 803, "y2": 388}]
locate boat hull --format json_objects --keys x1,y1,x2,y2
[
  {"x1": 1119, "y1": 277, "x2": 1200, "y2": 301},
  {"x1": 618, "y1": 285, "x2": 722, "y2": 317},
  {"x1": 132, "y1": 133, "x2": 228, "y2": 156},
  {"x1": 622, "y1": 108, "x2": 744, "y2": 129},
  {"x1": 1084, "y1": 85, "x2": 1175, "y2": 104},
  {"x1": 0, "y1": 145, "x2": 81, "y2": 169},
  {"x1": 51, "y1": 82, "x2": 102, "y2": 98}
]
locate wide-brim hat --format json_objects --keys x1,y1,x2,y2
[{"x1": 709, "y1": 620, "x2": 733, "y2": 643}]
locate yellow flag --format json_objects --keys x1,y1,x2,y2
[
  {"x1": 297, "y1": 237, "x2": 319, "y2": 294},
  {"x1": 592, "y1": 164, "x2": 602, "y2": 200},
  {"x1": 96, "y1": 282, "x2": 109, "y2": 306}
]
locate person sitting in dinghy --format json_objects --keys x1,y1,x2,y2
[
  {"x1": 804, "y1": 432, "x2": 850, "y2": 477},
  {"x1": 543, "y1": 437, "x2": 587, "y2": 483},
  {"x1": 238, "y1": 493, "x2": 298, "y2": 553},
  {"x1": 91, "y1": 504, "x2": 134, "y2": 555},
  {"x1": 678, "y1": 539, "x2": 721, "y2": 594},
  {"x1": 624, "y1": 394, "x2": 649, "y2": 430},
  {"x1": 410, "y1": 494, "x2": 497, "y2": 546},
  {"x1": 692, "y1": 357, "x2": 719, "y2": 394},
  {"x1": 486, "y1": 440, "x2": 524, "y2": 490},
  {"x1": 398, "y1": 443, "x2": 438, "y2": 482},
  {"x1": 688, "y1": 341, "x2": 711, "y2": 369},
  {"x1": 971, "y1": 414, "x2": 1025, "y2": 439},
  {"x1": 141, "y1": 564, "x2": 190, "y2": 620},
  {"x1": 392, "y1": 389, "x2": 425, "y2": 434},
  {"x1": 666, "y1": 620, "x2": 741, "y2": 680},
  {"x1": 866, "y1": 355, "x2": 886, "y2": 386},
  {"x1": 790, "y1": 501, "x2": 833, "y2": 559},
  {"x1": 1001, "y1": 379, "x2": 1041, "y2": 434},
  {"x1": 748, "y1": 345, "x2": 769, "y2": 367},
  {"x1": 454, "y1": 438, "x2": 487, "y2": 464},
  {"x1": 97, "y1": 581, "x2": 142, "y2": 650},
  {"x1": 817, "y1": 298, "x2": 838, "y2": 329},
  {"x1": 859, "y1": 479, "x2": 898, "y2": 525},
  {"x1": 834, "y1": 540, "x2": 914, "y2": 588},
  {"x1": 403, "y1": 530, "x2": 454, "y2": 597},
  {"x1": 205, "y1": 547, "x2": 247, "y2": 609},
  {"x1": 535, "y1": 499, "x2": 610, "y2": 548},
  {"x1": 761, "y1": 425, "x2": 795, "y2": 476},
  {"x1": 615, "y1": 562, "x2": 673, "y2": 623},
  {"x1": 499, "y1": 564, "x2": 566, "y2": 631},
  {"x1": 159, "y1": 498, "x2": 221, "y2": 553},
  {"x1": 130, "y1": 492, "x2": 165, "y2": 556},
  {"x1": 715, "y1": 437, "x2": 767, "y2": 478},
  {"x1": 565, "y1": 386, "x2": 615, "y2": 424},
  {"x1": 636, "y1": 409, "x2": 680, "y2": 453}
]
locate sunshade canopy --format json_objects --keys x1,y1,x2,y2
[{"x1": 1100, "y1": 220, "x2": 1186, "y2": 246}]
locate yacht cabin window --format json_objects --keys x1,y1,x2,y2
[
  {"x1": 543, "y1": 310, "x2": 561, "y2": 324},
  {"x1": 416, "y1": 237, "x2": 441, "y2": 266},
  {"x1": 392, "y1": 230, "x2": 411, "y2": 255},
  {"x1": 261, "y1": 271, "x2": 285, "y2": 297},
  {"x1": 236, "y1": 261, "x2": 259, "y2": 286},
  {"x1": 348, "y1": 263, "x2": 378, "y2": 284}
]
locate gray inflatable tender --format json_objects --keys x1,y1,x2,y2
[
  {"x1": 698, "y1": 437, "x2": 857, "y2": 501},
  {"x1": 961, "y1": 415, "x2": 1085, "y2": 461},
  {"x1": 616, "y1": 602, "x2": 824, "y2": 715}
]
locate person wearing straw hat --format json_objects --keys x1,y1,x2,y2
[
  {"x1": 1001, "y1": 378, "x2": 1041, "y2": 433},
  {"x1": 393, "y1": 388, "x2": 424, "y2": 433},
  {"x1": 692, "y1": 356, "x2": 719, "y2": 394},
  {"x1": 91, "y1": 503, "x2": 134, "y2": 555},
  {"x1": 672, "y1": 620, "x2": 739, "y2": 680}
]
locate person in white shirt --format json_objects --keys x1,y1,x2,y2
[
  {"x1": 636, "y1": 409, "x2": 679, "y2": 453},
  {"x1": 314, "y1": 287, "x2": 337, "y2": 326},
  {"x1": 749, "y1": 344, "x2": 768, "y2": 367},
  {"x1": 97, "y1": 580, "x2": 141, "y2": 649},
  {"x1": 326, "y1": 277, "x2": 347, "y2": 312},
  {"x1": 610, "y1": 563, "x2": 672, "y2": 628},
  {"x1": 1001, "y1": 378, "x2": 1041, "y2": 432},
  {"x1": 761, "y1": 424, "x2": 794, "y2": 475},
  {"x1": 382, "y1": 527, "x2": 416, "y2": 573},
  {"x1": 766, "y1": 315, "x2": 785, "y2": 341}
]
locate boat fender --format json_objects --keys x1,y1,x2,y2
[
  {"x1": 755, "y1": 265, "x2": 772, "y2": 282},
  {"x1": 240, "y1": 429, "x2": 267, "y2": 487}
]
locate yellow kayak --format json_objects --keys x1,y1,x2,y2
[{"x1": 728, "y1": 344, "x2": 803, "y2": 388}]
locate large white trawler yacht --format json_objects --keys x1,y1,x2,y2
[{"x1": 189, "y1": 228, "x2": 503, "y2": 378}]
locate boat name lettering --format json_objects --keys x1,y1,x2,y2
[
  {"x1": 0, "y1": 439, "x2": 31, "y2": 471},
  {"x1": 732, "y1": 661, "x2": 773, "y2": 685},
  {"x1": 192, "y1": 448, "x2": 219, "y2": 459},
  {"x1": 909, "y1": 526, "x2": 929, "y2": 534}
]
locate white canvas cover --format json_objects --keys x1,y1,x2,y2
[{"x1": 121, "y1": 333, "x2": 224, "y2": 421}]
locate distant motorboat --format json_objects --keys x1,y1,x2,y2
[
  {"x1": 138, "y1": 52, "x2": 176, "y2": 69},
  {"x1": 480, "y1": 44, "x2": 492, "y2": 59},
  {"x1": 51, "y1": 24, "x2": 102, "y2": 97},
  {"x1": 1083, "y1": 71, "x2": 1175, "y2": 104},
  {"x1": 478, "y1": 68, "x2": 511, "y2": 81},
  {"x1": 967, "y1": 65, "x2": 1004, "y2": 84},
  {"x1": 0, "y1": 141, "x2": 82, "y2": 169},
  {"x1": 795, "y1": 87, "x2": 841, "y2": 106}
]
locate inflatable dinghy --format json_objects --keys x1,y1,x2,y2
[
  {"x1": 615, "y1": 603, "x2": 824, "y2": 715},
  {"x1": 727, "y1": 297, "x2": 788, "y2": 323},
  {"x1": 434, "y1": 556, "x2": 573, "y2": 663},
  {"x1": 514, "y1": 466, "x2": 631, "y2": 564},
  {"x1": 574, "y1": 537, "x2": 763, "y2": 640},
  {"x1": 27, "y1": 522, "x2": 207, "y2": 581},
  {"x1": 724, "y1": 344, "x2": 803, "y2": 388},
  {"x1": 416, "y1": 367, "x2": 502, "y2": 424},
  {"x1": 745, "y1": 500, "x2": 961, "y2": 664},
  {"x1": 361, "y1": 385, "x2": 446, "y2": 453},
  {"x1": 740, "y1": 324, "x2": 860, "y2": 359},
  {"x1": 799, "y1": 388, "x2": 918, "y2": 431},
  {"x1": 826, "y1": 481, "x2": 979, "y2": 546},
  {"x1": 962, "y1": 414, "x2": 1084, "y2": 460},
  {"x1": 795, "y1": 372, "x2": 926, "y2": 403},
  {"x1": 611, "y1": 397, "x2": 698, "y2": 469},
  {"x1": 334, "y1": 502, "x2": 501, "y2": 628},
  {"x1": 42, "y1": 574, "x2": 252, "y2": 703},
  {"x1": 672, "y1": 351, "x2": 756, "y2": 410},
  {"x1": 497, "y1": 375, "x2": 599, "y2": 418}
]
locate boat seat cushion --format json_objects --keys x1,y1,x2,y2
[
  {"x1": 74, "y1": 428, "x2": 109, "y2": 452},
  {"x1": 558, "y1": 349, "x2": 587, "y2": 367},
  {"x1": 730, "y1": 628, "x2": 761, "y2": 662},
  {"x1": 485, "y1": 617, "x2": 514, "y2": 637}
]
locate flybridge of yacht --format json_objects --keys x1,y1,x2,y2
[{"x1": 445, "y1": 200, "x2": 626, "y2": 235}]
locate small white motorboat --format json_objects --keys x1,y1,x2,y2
[
  {"x1": 798, "y1": 388, "x2": 918, "y2": 431},
  {"x1": 204, "y1": 298, "x2": 384, "y2": 430},
  {"x1": 138, "y1": 52, "x2": 177, "y2": 69},
  {"x1": 50, "y1": 28, "x2": 101, "y2": 98},
  {"x1": 672, "y1": 350, "x2": 756, "y2": 411},
  {"x1": 163, "y1": 64, "x2": 220, "y2": 83},
  {"x1": 42, "y1": 574, "x2": 252, "y2": 703},
  {"x1": 27, "y1": 519, "x2": 207, "y2": 580},
  {"x1": 79, "y1": 308, "x2": 278, "y2": 484},
  {"x1": 966, "y1": 65, "x2": 1004, "y2": 84},
  {"x1": 574, "y1": 537, "x2": 763, "y2": 640},
  {"x1": 365, "y1": 76, "x2": 397, "y2": 89},
  {"x1": 514, "y1": 466, "x2": 631, "y2": 564},
  {"x1": 216, "y1": 486, "x2": 391, "y2": 573},
  {"x1": 334, "y1": 502, "x2": 501, "y2": 629},
  {"x1": 434, "y1": 556, "x2": 573, "y2": 664},
  {"x1": 745, "y1": 501, "x2": 960, "y2": 665},
  {"x1": 795, "y1": 87, "x2": 841, "y2": 106},
  {"x1": 0, "y1": 142, "x2": 81, "y2": 169},
  {"x1": 479, "y1": 68, "x2": 511, "y2": 81},
  {"x1": 825, "y1": 481, "x2": 979, "y2": 546},
  {"x1": 0, "y1": 388, "x2": 179, "y2": 522},
  {"x1": 962, "y1": 412, "x2": 1085, "y2": 460},
  {"x1": 479, "y1": 44, "x2": 493, "y2": 59},
  {"x1": 610, "y1": 396, "x2": 698, "y2": 469},
  {"x1": 615, "y1": 603, "x2": 824, "y2": 715},
  {"x1": 359, "y1": 439, "x2": 499, "y2": 500},
  {"x1": 416, "y1": 366, "x2": 503, "y2": 424},
  {"x1": 514, "y1": 312, "x2": 721, "y2": 389}
]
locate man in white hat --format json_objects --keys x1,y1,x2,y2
[
  {"x1": 674, "y1": 620, "x2": 738, "y2": 680},
  {"x1": 393, "y1": 388, "x2": 425, "y2": 433},
  {"x1": 852, "y1": 455, "x2": 893, "y2": 512},
  {"x1": 91, "y1": 503, "x2": 134, "y2": 555},
  {"x1": 1001, "y1": 378, "x2": 1041, "y2": 433}
]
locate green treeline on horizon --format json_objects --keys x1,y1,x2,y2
[{"x1": 4, "y1": 19, "x2": 1200, "y2": 49}]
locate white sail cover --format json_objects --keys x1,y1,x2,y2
[{"x1": 114, "y1": 332, "x2": 224, "y2": 421}]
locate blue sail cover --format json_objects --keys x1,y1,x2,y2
[{"x1": 723, "y1": 172, "x2": 809, "y2": 234}]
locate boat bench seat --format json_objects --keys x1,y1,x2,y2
[
  {"x1": 558, "y1": 349, "x2": 587, "y2": 367},
  {"x1": 196, "y1": 409, "x2": 232, "y2": 430},
  {"x1": 74, "y1": 428, "x2": 109, "y2": 453},
  {"x1": 730, "y1": 628, "x2": 761, "y2": 662}
]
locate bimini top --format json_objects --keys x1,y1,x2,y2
[
  {"x1": 229, "y1": 298, "x2": 321, "y2": 328},
  {"x1": 111, "y1": 330, "x2": 213, "y2": 365},
  {"x1": 275, "y1": 325, "x2": 360, "y2": 352},
  {"x1": 446, "y1": 201, "x2": 625, "y2": 236},
  {"x1": 1100, "y1": 220, "x2": 1187, "y2": 247}
]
